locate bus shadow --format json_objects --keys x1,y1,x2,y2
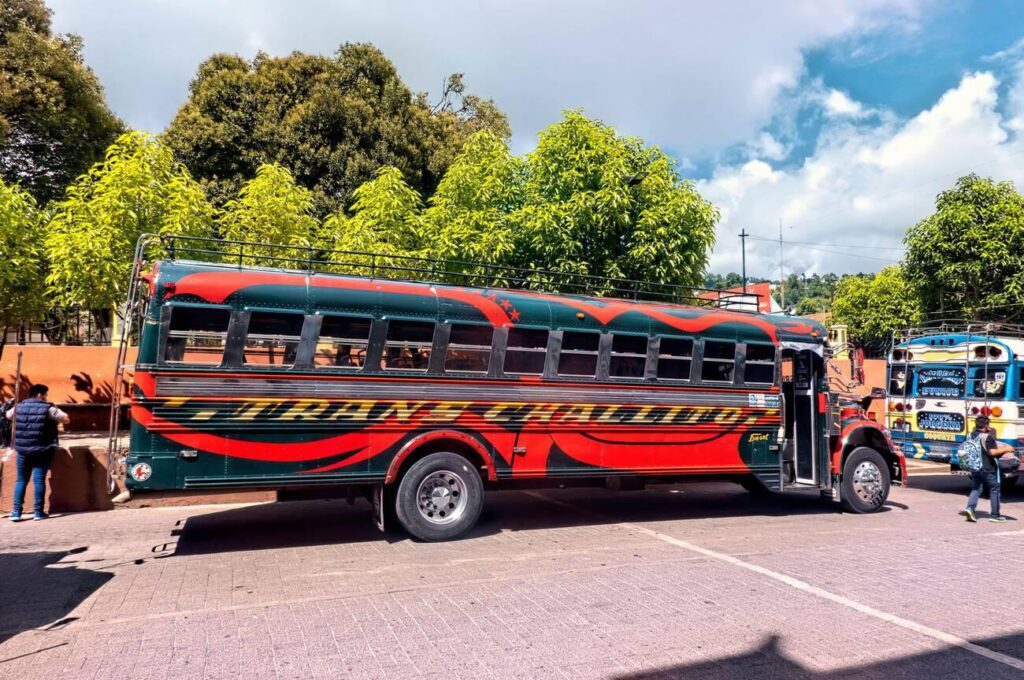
[
  {"x1": 909, "y1": 473, "x2": 1024, "y2": 498},
  {"x1": 612, "y1": 631, "x2": 1024, "y2": 679},
  {"x1": 172, "y1": 482, "x2": 849, "y2": 555}
]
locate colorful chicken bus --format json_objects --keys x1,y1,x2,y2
[
  {"x1": 110, "y1": 236, "x2": 904, "y2": 540},
  {"x1": 886, "y1": 325, "x2": 1024, "y2": 490}
]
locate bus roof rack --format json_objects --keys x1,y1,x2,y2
[
  {"x1": 895, "y1": 320, "x2": 1024, "y2": 343},
  {"x1": 146, "y1": 234, "x2": 764, "y2": 311}
]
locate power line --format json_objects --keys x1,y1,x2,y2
[{"x1": 746, "y1": 234, "x2": 904, "y2": 251}]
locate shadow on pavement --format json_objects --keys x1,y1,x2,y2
[
  {"x1": 910, "y1": 473, "x2": 1024, "y2": 499},
  {"x1": 0, "y1": 548, "x2": 111, "y2": 649},
  {"x1": 173, "y1": 482, "x2": 847, "y2": 555},
  {"x1": 613, "y1": 631, "x2": 1024, "y2": 680}
]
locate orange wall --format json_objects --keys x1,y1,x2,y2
[{"x1": 0, "y1": 346, "x2": 136, "y2": 404}]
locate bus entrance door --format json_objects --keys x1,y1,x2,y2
[{"x1": 783, "y1": 349, "x2": 820, "y2": 486}]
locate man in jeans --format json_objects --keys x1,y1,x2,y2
[
  {"x1": 4, "y1": 384, "x2": 70, "y2": 521},
  {"x1": 963, "y1": 415, "x2": 1014, "y2": 523}
]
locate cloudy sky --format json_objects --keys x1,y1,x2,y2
[{"x1": 48, "y1": 0, "x2": 1024, "y2": 279}]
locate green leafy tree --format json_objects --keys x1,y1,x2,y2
[
  {"x1": 46, "y1": 132, "x2": 214, "y2": 318},
  {"x1": 831, "y1": 266, "x2": 922, "y2": 344},
  {"x1": 904, "y1": 174, "x2": 1024, "y2": 320},
  {"x1": 381, "y1": 113, "x2": 716, "y2": 291},
  {"x1": 218, "y1": 163, "x2": 319, "y2": 265},
  {"x1": 0, "y1": 0, "x2": 122, "y2": 203},
  {"x1": 0, "y1": 176, "x2": 47, "y2": 356},
  {"x1": 164, "y1": 44, "x2": 509, "y2": 216}
]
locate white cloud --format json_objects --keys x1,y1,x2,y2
[
  {"x1": 699, "y1": 69, "x2": 1024, "y2": 278},
  {"x1": 47, "y1": 0, "x2": 924, "y2": 155},
  {"x1": 824, "y1": 89, "x2": 867, "y2": 117}
]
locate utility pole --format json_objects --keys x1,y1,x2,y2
[
  {"x1": 739, "y1": 229, "x2": 748, "y2": 293},
  {"x1": 778, "y1": 219, "x2": 785, "y2": 311}
]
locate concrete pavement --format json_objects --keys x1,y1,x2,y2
[{"x1": 1, "y1": 473, "x2": 1022, "y2": 679}]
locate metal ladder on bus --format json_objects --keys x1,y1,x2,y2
[{"x1": 105, "y1": 237, "x2": 155, "y2": 493}]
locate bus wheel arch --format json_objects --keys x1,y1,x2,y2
[{"x1": 385, "y1": 431, "x2": 495, "y2": 486}]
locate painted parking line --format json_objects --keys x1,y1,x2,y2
[{"x1": 526, "y1": 491, "x2": 1024, "y2": 673}]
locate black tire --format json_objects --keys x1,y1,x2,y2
[
  {"x1": 1001, "y1": 476, "x2": 1019, "y2": 494},
  {"x1": 395, "y1": 452, "x2": 484, "y2": 541},
  {"x1": 840, "y1": 447, "x2": 890, "y2": 513}
]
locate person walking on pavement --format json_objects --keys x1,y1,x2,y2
[
  {"x1": 3, "y1": 384, "x2": 70, "y2": 521},
  {"x1": 962, "y1": 415, "x2": 1014, "y2": 523}
]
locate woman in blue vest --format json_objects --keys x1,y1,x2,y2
[{"x1": 4, "y1": 384, "x2": 70, "y2": 521}]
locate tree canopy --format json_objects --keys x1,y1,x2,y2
[
  {"x1": 0, "y1": 176, "x2": 47, "y2": 333},
  {"x1": 46, "y1": 132, "x2": 214, "y2": 312},
  {"x1": 904, "y1": 174, "x2": 1024, "y2": 321},
  {"x1": 0, "y1": 0, "x2": 122, "y2": 203},
  {"x1": 831, "y1": 266, "x2": 922, "y2": 344},
  {"x1": 163, "y1": 44, "x2": 509, "y2": 216},
  {"x1": 319, "y1": 112, "x2": 719, "y2": 292}
]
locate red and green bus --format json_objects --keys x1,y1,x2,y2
[{"x1": 112, "y1": 237, "x2": 905, "y2": 540}]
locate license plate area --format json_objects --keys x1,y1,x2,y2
[{"x1": 916, "y1": 411, "x2": 964, "y2": 433}]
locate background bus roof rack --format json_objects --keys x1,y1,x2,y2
[
  {"x1": 148, "y1": 234, "x2": 765, "y2": 311},
  {"x1": 895, "y1": 320, "x2": 1024, "y2": 343}
]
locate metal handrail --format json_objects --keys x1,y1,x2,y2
[{"x1": 150, "y1": 234, "x2": 764, "y2": 310}]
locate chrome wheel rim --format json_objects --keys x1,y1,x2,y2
[
  {"x1": 416, "y1": 470, "x2": 467, "y2": 525},
  {"x1": 852, "y1": 460, "x2": 884, "y2": 505}
]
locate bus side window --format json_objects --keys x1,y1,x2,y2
[
  {"x1": 504, "y1": 328, "x2": 548, "y2": 375},
  {"x1": 558, "y1": 331, "x2": 600, "y2": 377},
  {"x1": 745, "y1": 343, "x2": 776, "y2": 385},
  {"x1": 383, "y1": 320, "x2": 435, "y2": 371},
  {"x1": 244, "y1": 312, "x2": 304, "y2": 367},
  {"x1": 315, "y1": 315, "x2": 372, "y2": 369},
  {"x1": 609, "y1": 334, "x2": 647, "y2": 379},
  {"x1": 445, "y1": 324, "x2": 494, "y2": 374},
  {"x1": 656, "y1": 337, "x2": 693, "y2": 381},
  {"x1": 164, "y1": 306, "x2": 230, "y2": 365},
  {"x1": 702, "y1": 340, "x2": 736, "y2": 383},
  {"x1": 888, "y1": 366, "x2": 908, "y2": 396}
]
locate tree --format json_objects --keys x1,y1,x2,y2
[
  {"x1": 0, "y1": 0, "x2": 122, "y2": 203},
  {"x1": 164, "y1": 44, "x2": 509, "y2": 216},
  {"x1": 0, "y1": 176, "x2": 47, "y2": 355},
  {"x1": 904, "y1": 174, "x2": 1024, "y2": 320},
  {"x1": 218, "y1": 163, "x2": 319, "y2": 263},
  {"x1": 46, "y1": 132, "x2": 214, "y2": 318},
  {"x1": 831, "y1": 266, "x2": 922, "y2": 344}
]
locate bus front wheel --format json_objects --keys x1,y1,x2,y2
[
  {"x1": 840, "y1": 447, "x2": 890, "y2": 513},
  {"x1": 395, "y1": 452, "x2": 484, "y2": 541}
]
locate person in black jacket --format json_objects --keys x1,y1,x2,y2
[
  {"x1": 963, "y1": 415, "x2": 1014, "y2": 523},
  {"x1": 3, "y1": 384, "x2": 70, "y2": 521}
]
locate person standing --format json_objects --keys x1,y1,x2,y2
[
  {"x1": 962, "y1": 415, "x2": 1014, "y2": 523},
  {"x1": 3, "y1": 384, "x2": 70, "y2": 521}
]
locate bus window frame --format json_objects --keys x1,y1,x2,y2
[
  {"x1": 158, "y1": 302, "x2": 233, "y2": 368},
  {"x1": 502, "y1": 325, "x2": 551, "y2": 378},
  {"x1": 312, "y1": 312, "x2": 375, "y2": 373},
  {"x1": 239, "y1": 308, "x2": 307, "y2": 370},
  {"x1": 741, "y1": 341, "x2": 777, "y2": 387},
  {"x1": 380, "y1": 318, "x2": 438, "y2": 373},
  {"x1": 555, "y1": 329, "x2": 602, "y2": 379},
  {"x1": 698, "y1": 338, "x2": 739, "y2": 386},
  {"x1": 654, "y1": 335, "x2": 695, "y2": 383},
  {"x1": 607, "y1": 332, "x2": 649, "y2": 381},
  {"x1": 969, "y1": 363, "x2": 1008, "y2": 399},
  {"x1": 442, "y1": 321, "x2": 496, "y2": 376}
]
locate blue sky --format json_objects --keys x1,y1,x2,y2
[{"x1": 47, "y1": 0, "x2": 1024, "y2": 278}]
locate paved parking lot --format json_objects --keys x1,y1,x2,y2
[{"x1": 1, "y1": 466, "x2": 1023, "y2": 679}]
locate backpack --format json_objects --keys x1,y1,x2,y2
[{"x1": 955, "y1": 433, "x2": 985, "y2": 472}]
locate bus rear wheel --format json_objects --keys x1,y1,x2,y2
[
  {"x1": 1001, "y1": 476, "x2": 1019, "y2": 494},
  {"x1": 840, "y1": 447, "x2": 890, "y2": 513},
  {"x1": 395, "y1": 452, "x2": 484, "y2": 541}
]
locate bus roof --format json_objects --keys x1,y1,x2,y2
[
  {"x1": 891, "y1": 333, "x2": 1024, "y2": 363},
  {"x1": 152, "y1": 259, "x2": 826, "y2": 346}
]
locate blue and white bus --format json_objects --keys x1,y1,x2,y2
[{"x1": 886, "y1": 326, "x2": 1024, "y2": 489}]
